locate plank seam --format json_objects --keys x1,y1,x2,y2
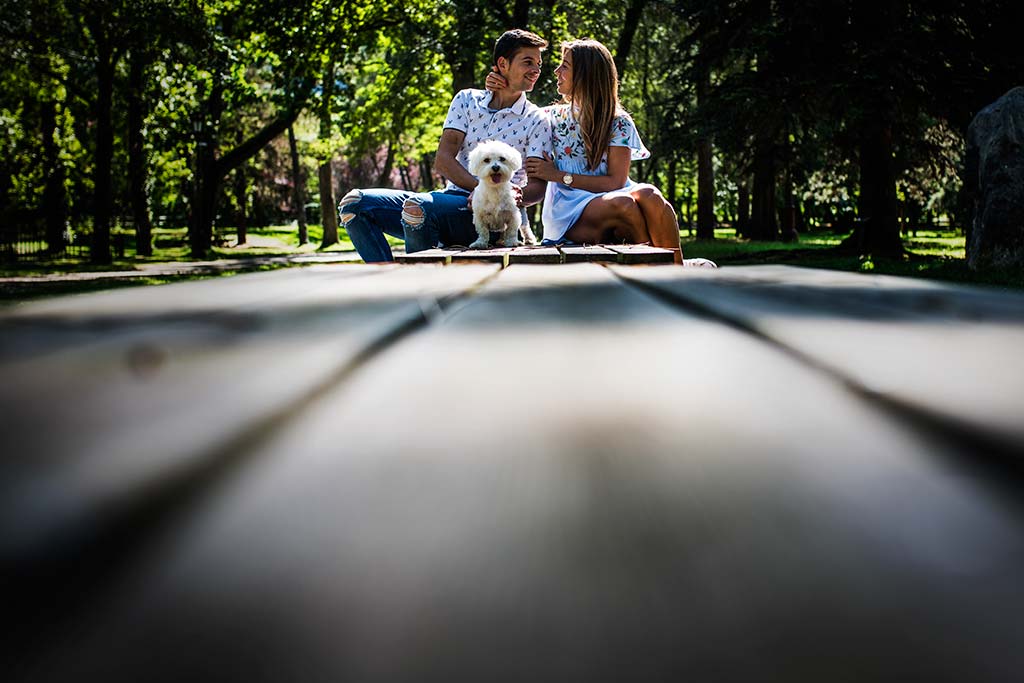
[
  {"x1": 1, "y1": 266, "x2": 504, "y2": 663},
  {"x1": 609, "y1": 266, "x2": 1024, "y2": 471}
]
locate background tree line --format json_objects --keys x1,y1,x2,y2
[{"x1": 1, "y1": 0, "x2": 1019, "y2": 263}]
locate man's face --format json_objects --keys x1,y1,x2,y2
[{"x1": 498, "y1": 47, "x2": 543, "y2": 93}]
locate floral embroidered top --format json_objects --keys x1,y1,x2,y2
[
  {"x1": 540, "y1": 104, "x2": 651, "y2": 243},
  {"x1": 548, "y1": 104, "x2": 651, "y2": 171}
]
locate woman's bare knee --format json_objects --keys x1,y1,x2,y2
[
  {"x1": 632, "y1": 184, "x2": 670, "y2": 209},
  {"x1": 605, "y1": 194, "x2": 640, "y2": 221}
]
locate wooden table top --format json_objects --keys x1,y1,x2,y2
[{"x1": 2, "y1": 263, "x2": 1023, "y2": 681}]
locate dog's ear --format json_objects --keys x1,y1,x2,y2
[{"x1": 467, "y1": 145, "x2": 484, "y2": 174}]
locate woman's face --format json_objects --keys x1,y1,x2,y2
[{"x1": 554, "y1": 50, "x2": 573, "y2": 97}]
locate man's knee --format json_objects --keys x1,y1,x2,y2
[
  {"x1": 401, "y1": 196, "x2": 426, "y2": 228},
  {"x1": 338, "y1": 189, "x2": 363, "y2": 226}
]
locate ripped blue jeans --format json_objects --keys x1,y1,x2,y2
[{"x1": 337, "y1": 188, "x2": 477, "y2": 263}]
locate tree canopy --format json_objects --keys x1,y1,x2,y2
[{"x1": 1, "y1": 0, "x2": 1019, "y2": 260}]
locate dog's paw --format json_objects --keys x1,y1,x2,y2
[
  {"x1": 502, "y1": 237, "x2": 519, "y2": 247},
  {"x1": 469, "y1": 238, "x2": 490, "y2": 249}
]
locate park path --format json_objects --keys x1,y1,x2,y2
[
  {"x1": 2, "y1": 262, "x2": 1024, "y2": 681},
  {"x1": 0, "y1": 251, "x2": 365, "y2": 295}
]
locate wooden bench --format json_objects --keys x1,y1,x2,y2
[
  {"x1": 395, "y1": 243, "x2": 674, "y2": 266},
  {"x1": 3, "y1": 263, "x2": 1024, "y2": 681}
]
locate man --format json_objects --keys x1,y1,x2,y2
[{"x1": 339, "y1": 30, "x2": 552, "y2": 262}]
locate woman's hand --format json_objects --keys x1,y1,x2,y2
[
  {"x1": 485, "y1": 67, "x2": 508, "y2": 93},
  {"x1": 525, "y1": 152, "x2": 558, "y2": 182}
]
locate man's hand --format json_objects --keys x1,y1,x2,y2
[
  {"x1": 512, "y1": 184, "x2": 524, "y2": 208},
  {"x1": 466, "y1": 189, "x2": 474, "y2": 210}
]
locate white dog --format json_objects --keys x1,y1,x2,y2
[{"x1": 467, "y1": 140, "x2": 536, "y2": 248}]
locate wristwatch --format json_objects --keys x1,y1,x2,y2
[{"x1": 562, "y1": 173, "x2": 574, "y2": 186}]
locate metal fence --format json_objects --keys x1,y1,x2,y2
[{"x1": 2, "y1": 212, "x2": 91, "y2": 263}]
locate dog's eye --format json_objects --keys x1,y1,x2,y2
[
  {"x1": 499, "y1": 157, "x2": 506, "y2": 162},
  {"x1": 483, "y1": 157, "x2": 490, "y2": 163}
]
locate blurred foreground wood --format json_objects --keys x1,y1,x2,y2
[{"x1": 2, "y1": 263, "x2": 1024, "y2": 682}]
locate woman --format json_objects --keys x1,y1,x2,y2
[{"x1": 487, "y1": 39, "x2": 713, "y2": 266}]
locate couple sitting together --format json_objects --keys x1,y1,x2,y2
[{"x1": 339, "y1": 29, "x2": 715, "y2": 268}]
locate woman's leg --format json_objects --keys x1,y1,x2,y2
[
  {"x1": 565, "y1": 187, "x2": 685, "y2": 264},
  {"x1": 630, "y1": 184, "x2": 684, "y2": 265},
  {"x1": 565, "y1": 192, "x2": 649, "y2": 245}
]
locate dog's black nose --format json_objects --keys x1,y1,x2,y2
[{"x1": 491, "y1": 164, "x2": 500, "y2": 172}]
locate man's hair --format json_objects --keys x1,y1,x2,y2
[{"x1": 493, "y1": 29, "x2": 547, "y2": 66}]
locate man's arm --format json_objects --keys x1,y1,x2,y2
[
  {"x1": 433, "y1": 128, "x2": 478, "y2": 193},
  {"x1": 521, "y1": 170, "x2": 547, "y2": 207}
]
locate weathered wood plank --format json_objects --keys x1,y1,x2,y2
[
  {"x1": 450, "y1": 247, "x2": 513, "y2": 264},
  {"x1": 15, "y1": 263, "x2": 1024, "y2": 682},
  {"x1": 611, "y1": 263, "x2": 1024, "y2": 450},
  {"x1": 559, "y1": 245, "x2": 618, "y2": 263},
  {"x1": 0, "y1": 263, "x2": 500, "y2": 578},
  {"x1": 508, "y1": 246, "x2": 562, "y2": 264},
  {"x1": 605, "y1": 244, "x2": 675, "y2": 264},
  {"x1": 394, "y1": 248, "x2": 454, "y2": 264}
]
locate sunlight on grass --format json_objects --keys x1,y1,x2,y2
[{"x1": 8, "y1": 223, "x2": 1022, "y2": 292}]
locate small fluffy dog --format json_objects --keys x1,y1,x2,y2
[{"x1": 467, "y1": 140, "x2": 536, "y2": 248}]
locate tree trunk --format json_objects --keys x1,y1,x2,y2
[
  {"x1": 234, "y1": 164, "x2": 247, "y2": 246},
  {"x1": 190, "y1": 153, "x2": 217, "y2": 257},
  {"x1": 696, "y1": 140, "x2": 715, "y2": 239},
  {"x1": 189, "y1": 79, "x2": 223, "y2": 258},
  {"x1": 750, "y1": 141, "x2": 778, "y2": 241},
  {"x1": 614, "y1": 0, "x2": 648, "y2": 81},
  {"x1": 737, "y1": 177, "x2": 750, "y2": 238},
  {"x1": 667, "y1": 158, "x2": 677, "y2": 214},
  {"x1": 189, "y1": 98, "x2": 302, "y2": 257},
  {"x1": 318, "y1": 59, "x2": 338, "y2": 247},
  {"x1": 683, "y1": 185, "x2": 693, "y2": 235},
  {"x1": 420, "y1": 154, "x2": 435, "y2": 191},
  {"x1": 127, "y1": 51, "x2": 153, "y2": 256},
  {"x1": 840, "y1": 0, "x2": 904, "y2": 257},
  {"x1": 40, "y1": 98, "x2": 66, "y2": 255},
  {"x1": 841, "y1": 120, "x2": 903, "y2": 256},
  {"x1": 695, "y1": 62, "x2": 715, "y2": 240},
  {"x1": 781, "y1": 163, "x2": 798, "y2": 242},
  {"x1": 91, "y1": 34, "x2": 114, "y2": 264},
  {"x1": 376, "y1": 142, "x2": 395, "y2": 187},
  {"x1": 512, "y1": 0, "x2": 529, "y2": 27},
  {"x1": 288, "y1": 123, "x2": 307, "y2": 245},
  {"x1": 445, "y1": 9, "x2": 484, "y2": 95}
]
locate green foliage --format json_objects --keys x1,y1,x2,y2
[{"x1": 3, "y1": 0, "x2": 1019, "y2": 263}]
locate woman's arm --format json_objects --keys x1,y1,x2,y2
[{"x1": 525, "y1": 146, "x2": 631, "y2": 193}]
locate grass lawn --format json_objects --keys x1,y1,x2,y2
[
  {"x1": 4, "y1": 223, "x2": 1022, "y2": 299},
  {"x1": 1, "y1": 223, "x2": 381, "y2": 276},
  {"x1": 682, "y1": 227, "x2": 1024, "y2": 292}
]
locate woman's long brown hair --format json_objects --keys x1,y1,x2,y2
[{"x1": 562, "y1": 40, "x2": 622, "y2": 171}]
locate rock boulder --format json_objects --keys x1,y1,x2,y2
[{"x1": 965, "y1": 87, "x2": 1024, "y2": 269}]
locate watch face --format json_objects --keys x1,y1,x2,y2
[{"x1": 563, "y1": 174, "x2": 572, "y2": 185}]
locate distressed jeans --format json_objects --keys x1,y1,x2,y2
[{"x1": 338, "y1": 188, "x2": 477, "y2": 263}]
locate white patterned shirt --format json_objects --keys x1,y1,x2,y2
[{"x1": 442, "y1": 89, "x2": 553, "y2": 191}]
